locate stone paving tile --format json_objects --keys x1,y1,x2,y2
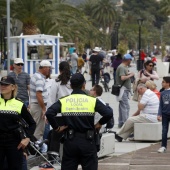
[{"x1": 98, "y1": 141, "x2": 170, "y2": 169}]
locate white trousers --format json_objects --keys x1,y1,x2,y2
[{"x1": 117, "y1": 115, "x2": 153, "y2": 140}]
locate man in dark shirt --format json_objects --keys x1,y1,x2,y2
[
  {"x1": 8, "y1": 58, "x2": 30, "y2": 107},
  {"x1": 89, "y1": 47, "x2": 103, "y2": 87},
  {"x1": 46, "y1": 73, "x2": 113, "y2": 170}
]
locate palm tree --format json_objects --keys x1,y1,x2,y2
[
  {"x1": 91, "y1": 0, "x2": 117, "y2": 33},
  {"x1": 11, "y1": 0, "x2": 85, "y2": 35},
  {"x1": 159, "y1": 0, "x2": 170, "y2": 16}
]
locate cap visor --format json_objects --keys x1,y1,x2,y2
[{"x1": 0, "y1": 82, "x2": 11, "y2": 85}]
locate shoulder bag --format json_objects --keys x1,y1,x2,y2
[{"x1": 111, "y1": 81, "x2": 126, "y2": 96}]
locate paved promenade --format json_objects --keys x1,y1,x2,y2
[{"x1": 1, "y1": 59, "x2": 170, "y2": 170}]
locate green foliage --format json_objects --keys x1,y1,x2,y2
[
  {"x1": 122, "y1": 0, "x2": 168, "y2": 29},
  {"x1": 159, "y1": 0, "x2": 170, "y2": 16},
  {"x1": 117, "y1": 40, "x2": 128, "y2": 55}
]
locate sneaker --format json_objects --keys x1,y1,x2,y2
[
  {"x1": 157, "y1": 147, "x2": 166, "y2": 153},
  {"x1": 39, "y1": 162, "x2": 54, "y2": 169}
]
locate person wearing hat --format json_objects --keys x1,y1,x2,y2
[
  {"x1": 8, "y1": 58, "x2": 30, "y2": 108},
  {"x1": 115, "y1": 53, "x2": 135, "y2": 128},
  {"x1": 46, "y1": 73, "x2": 113, "y2": 170},
  {"x1": 30, "y1": 60, "x2": 53, "y2": 141},
  {"x1": 0, "y1": 76, "x2": 36, "y2": 169},
  {"x1": 89, "y1": 47, "x2": 103, "y2": 87}
]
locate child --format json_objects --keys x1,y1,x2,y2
[{"x1": 157, "y1": 76, "x2": 170, "y2": 153}]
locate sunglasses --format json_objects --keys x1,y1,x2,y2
[
  {"x1": 149, "y1": 65, "x2": 153, "y2": 67},
  {"x1": 15, "y1": 63, "x2": 24, "y2": 66}
]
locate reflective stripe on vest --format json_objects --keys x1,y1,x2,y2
[
  {"x1": 0, "y1": 98, "x2": 23, "y2": 115},
  {"x1": 59, "y1": 94, "x2": 96, "y2": 116}
]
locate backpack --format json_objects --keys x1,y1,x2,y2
[{"x1": 103, "y1": 73, "x2": 110, "y2": 83}]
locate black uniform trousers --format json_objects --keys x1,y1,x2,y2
[
  {"x1": 0, "y1": 133, "x2": 23, "y2": 170},
  {"x1": 62, "y1": 135, "x2": 98, "y2": 170}
]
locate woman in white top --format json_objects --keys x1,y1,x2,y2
[
  {"x1": 47, "y1": 61, "x2": 72, "y2": 154},
  {"x1": 48, "y1": 61, "x2": 72, "y2": 106}
]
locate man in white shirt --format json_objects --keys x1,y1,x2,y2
[
  {"x1": 115, "y1": 83, "x2": 159, "y2": 142},
  {"x1": 90, "y1": 84, "x2": 114, "y2": 133}
]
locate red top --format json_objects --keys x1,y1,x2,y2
[{"x1": 140, "y1": 51, "x2": 146, "y2": 60}]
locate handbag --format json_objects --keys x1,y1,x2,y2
[{"x1": 111, "y1": 81, "x2": 125, "y2": 96}]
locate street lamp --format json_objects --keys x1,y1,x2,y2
[
  {"x1": 137, "y1": 18, "x2": 144, "y2": 71},
  {"x1": 0, "y1": 23, "x2": 3, "y2": 53},
  {"x1": 114, "y1": 22, "x2": 120, "y2": 47},
  {"x1": 1, "y1": 17, "x2": 7, "y2": 57},
  {"x1": 111, "y1": 28, "x2": 116, "y2": 50}
]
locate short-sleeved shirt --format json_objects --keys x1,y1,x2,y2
[
  {"x1": 140, "y1": 89, "x2": 159, "y2": 122},
  {"x1": 89, "y1": 54, "x2": 103, "y2": 69},
  {"x1": 30, "y1": 72, "x2": 48, "y2": 103},
  {"x1": 71, "y1": 52, "x2": 78, "y2": 67},
  {"x1": 8, "y1": 71, "x2": 30, "y2": 102},
  {"x1": 116, "y1": 64, "x2": 131, "y2": 89}
]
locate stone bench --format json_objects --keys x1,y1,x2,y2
[
  {"x1": 98, "y1": 133, "x2": 115, "y2": 158},
  {"x1": 134, "y1": 122, "x2": 170, "y2": 141}
]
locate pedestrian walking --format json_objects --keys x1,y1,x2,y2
[
  {"x1": 8, "y1": 58, "x2": 30, "y2": 107},
  {"x1": 70, "y1": 49, "x2": 78, "y2": 74},
  {"x1": 46, "y1": 73, "x2": 113, "y2": 170},
  {"x1": 157, "y1": 76, "x2": 170, "y2": 153},
  {"x1": 0, "y1": 76, "x2": 36, "y2": 170},
  {"x1": 116, "y1": 54, "x2": 134, "y2": 128},
  {"x1": 89, "y1": 47, "x2": 103, "y2": 87}
]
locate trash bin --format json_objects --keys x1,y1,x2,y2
[{"x1": 136, "y1": 59, "x2": 143, "y2": 71}]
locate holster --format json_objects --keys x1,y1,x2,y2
[
  {"x1": 95, "y1": 132, "x2": 102, "y2": 152},
  {"x1": 14, "y1": 126, "x2": 27, "y2": 140}
]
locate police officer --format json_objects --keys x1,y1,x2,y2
[
  {"x1": 46, "y1": 73, "x2": 113, "y2": 170},
  {"x1": 0, "y1": 76, "x2": 36, "y2": 170}
]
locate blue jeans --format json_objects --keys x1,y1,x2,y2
[
  {"x1": 118, "y1": 90, "x2": 130, "y2": 127},
  {"x1": 43, "y1": 123, "x2": 50, "y2": 140},
  {"x1": 161, "y1": 115, "x2": 170, "y2": 148},
  {"x1": 71, "y1": 66, "x2": 77, "y2": 74}
]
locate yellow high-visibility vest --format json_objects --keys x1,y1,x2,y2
[
  {"x1": 59, "y1": 94, "x2": 96, "y2": 115},
  {"x1": 0, "y1": 98, "x2": 23, "y2": 115}
]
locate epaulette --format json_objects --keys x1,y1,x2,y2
[{"x1": 15, "y1": 97, "x2": 24, "y2": 103}]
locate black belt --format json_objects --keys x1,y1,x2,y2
[{"x1": 65, "y1": 130, "x2": 94, "y2": 139}]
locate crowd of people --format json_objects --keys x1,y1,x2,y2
[{"x1": 0, "y1": 46, "x2": 170, "y2": 170}]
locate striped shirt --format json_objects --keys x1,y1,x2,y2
[
  {"x1": 30, "y1": 72, "x2": 48, "y2": 103},
  {"x1": 140, "y1": 89, "x2": 159, "y2": 122}
]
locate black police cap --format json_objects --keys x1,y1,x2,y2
[
  {"x1": 70, "y1": 73, "x2": 85, "y2": 86},
  {"x1": 0, "y1": 76, "x2": 16, "y2": 85}
]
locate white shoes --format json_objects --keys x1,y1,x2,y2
[{"x1": 157, "y1": 147, "x2": 166, "y2": 153}]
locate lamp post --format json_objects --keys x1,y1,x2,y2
[
  {"x1": 0, "y1": 23, "x2": 3, "y2": 53},
  {"x1": 1, "y1": 17, "x2": 7, "y2": 58},
  {"x1": 111, "y1": 28, "x2": 116, "y2": 50},
  {"x1": 114, "y1": 22, "x2": 120, "y2": 47},
  {"x1": 137, "y1": 18, "x2": 144, "y2": 71}
]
